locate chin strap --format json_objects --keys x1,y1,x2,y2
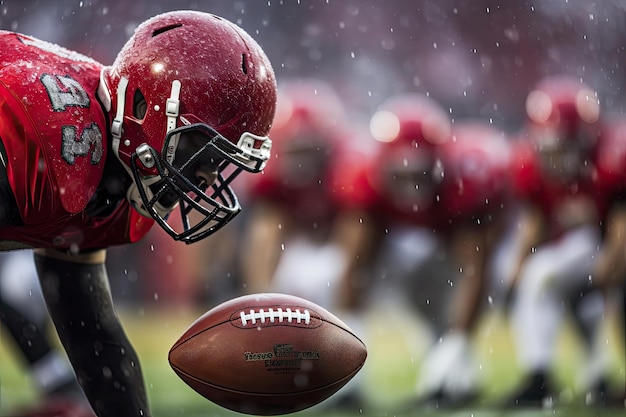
[
  {"x1": 164, "y1": 80, "x2": 181, "y2": 165},
  {"x1": 111, "y1": 76, "x2": 128, "y2": 146}
]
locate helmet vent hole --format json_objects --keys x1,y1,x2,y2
[
  {"x1": 133, "y1": 89, "x2": 147, "y2": 119},
  {"x1": 241, "y1": 54, "x2": 248, "y2": 74},
  {"x1": 152, "y1": 23, "x2": 183, "y2": 37}
]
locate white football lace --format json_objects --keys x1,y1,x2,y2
[{"x1": 239, "y1": 308, "x2": 311, "y2": 326}]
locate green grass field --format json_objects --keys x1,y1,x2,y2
[{"x1": 1, "y1": 301, "x2": 624, "y2": 417}]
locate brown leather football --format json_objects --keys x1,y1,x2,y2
[{"x1": 168, "y1": 293, "x2": 367, "y2": 415}]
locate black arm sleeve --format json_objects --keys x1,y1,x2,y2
[{"x1": 34, "y1": 253, "x2": 152, "y2": 417}]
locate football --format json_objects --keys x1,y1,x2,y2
[{"x1": 168, "y1": 293, "x2": 367, "y2": 415}]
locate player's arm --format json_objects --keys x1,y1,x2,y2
[
  {"x1": 34, "y1": 247, "x2": 106, "y2": 264},
  {"x1": 592, "y1": 201, "x2": 626, "y2": 289},
  {"x1": 33, "y1": 247, "x2": 150, "y2": 417},
  {"x1": 503, "y1": 202, "x2": 545, "y2": 302},
  {"x1": 332, "y1": 208, "x2": 376, "y2": 312},
  {"x1": 239, "y1": 202, "x2": 285, "y2": 294},
  {"x1": 448, "y1": 222, "x2": 491, "y2": 332}
]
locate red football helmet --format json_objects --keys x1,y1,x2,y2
[
  {"x1": 524, "y1": 75, "x2": 600, "y2": 183},
  {"x1": 368, "y1": 93, "x2": 451, "y2": 212},
  {"x1": 100, "y1": 11, "x2": 277, "y2": 243},
  {"x1": 264, "y1": 79, "x2": 347, "y2": 189},
  {"x1": 438, "y1": 120, "x2": 513, "y2": 215}
]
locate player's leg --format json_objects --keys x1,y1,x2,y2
[
  {"x1": 387, "y1": 229, "x2": 477, "y2": 407},
  {"x1": 569, "y1": 287, "x2": 622, "y2": 406},
  {"x1": 0, "y1": 251, "x2": 93, "y2": 410},
  {"x1": 271, "y1": 235, "x2": 367, "y2": 409},
  {"x1": 508, "y1": 225, "x2": 600, "y2": 407},
  {"x1": 34, "y1": 249, "x2": 151, "y2": 417}
]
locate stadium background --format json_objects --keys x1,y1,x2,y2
[{"x1": 0, "y1": 0, "x2": 625, "y2": 416}]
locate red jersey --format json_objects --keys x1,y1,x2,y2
[
  {"x1": 511, "y1": 134, "x2": 611, "y2": 239},
  {"x1": 333, "y1": 124, "x2": 514, "y2": 233},
  {"x1": 248, "y1": 143, "x2": 350, "y2": 231},
  {"x1": 0, "y1": 31, "x2": 153, "y2": 250},
  {"x1": 595, "y1": 117, "x2": 626, "y2": 198}
]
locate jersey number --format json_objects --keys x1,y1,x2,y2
[{"x1": 40, "y1": 74, "x2": 103, "y2": 165}]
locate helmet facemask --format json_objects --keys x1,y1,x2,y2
[
  {"x1": 381, "y1": 149, "x2": 440, "y2": 212},
  {"x1": 129, "y1": 123, "x2": 270, "y2": 243}
]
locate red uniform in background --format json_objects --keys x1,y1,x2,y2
[
  {"x1": 240, "y1": 79, "x2": 372, "y2": 408},
  {"x1": 246, "y1": 79, "x2": 362, "y2": 234},
  {"x1": 331, "y1": 92, "x2": 516, "y2": 407},
  {"x1": 336, "y1": 95, "x2": 513, "y2": 240},
  {"x1": 503, "y1": 75, "x2": 625, "y2": 407}
]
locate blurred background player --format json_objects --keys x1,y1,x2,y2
[
  {"x1": 502, "y1": 75, "x2": 625, "y2": 407},
  {"x1": 337, "y1": 93, "x2": 516, "y2": 407},
  {"x1": 593, "y1": 115, "x2": 626, "y2": 406},
  {"x1": 0, "y1": 250, "x2": 94, "y2": 417},
  {"x1": 240, "y1": 78, "x2": 373, "y2": 408}
]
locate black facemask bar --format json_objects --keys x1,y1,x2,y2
[{"x1": 130, "y1": 123, "x2": 267, "y2": 244}]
